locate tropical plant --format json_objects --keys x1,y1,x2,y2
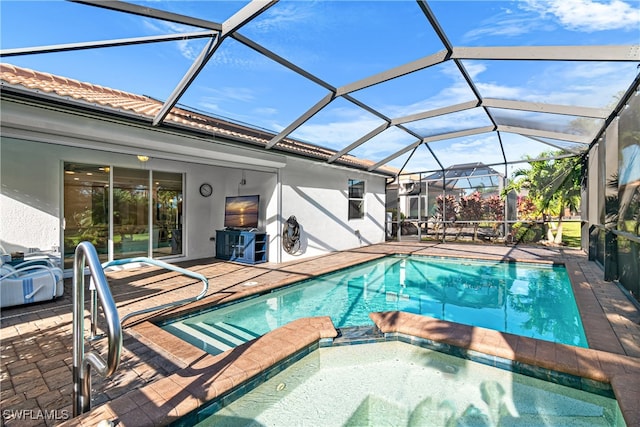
[
  {"x1": 458, "y1": 191, "x2": 483, "y2": 240},
  {"x1": 485, "y1": 195, "x2": 504, "y2": 238},
  {"x1": 434, "y1": 194, "x2": 458, "y2": 240},
  {"x1": 516, "y1": 196, "x2": 538, "y2": 220},
  {"x1": 504, "y1": 151, "x2": 581, "y2": 244}
]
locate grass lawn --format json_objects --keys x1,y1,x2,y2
[{"x1": 561, "y1": 221, "x2": 581, "y2": 248}]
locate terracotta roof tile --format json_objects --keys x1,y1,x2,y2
[{"x1": 1, "y1": 63, "x2": 396, "y2": 174}]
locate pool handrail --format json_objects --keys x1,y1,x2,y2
[
  {"x1": 73, "y1": 244, "x2": 209, "y2": 418},
  {"x1": 99, "y1": 257, "x2": 209, "y2": 325},
  {"x1": 73, "y1": 241, "x2": 122, "y2": 416}
]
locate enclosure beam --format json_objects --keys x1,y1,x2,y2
[
  {"x1": 423, "y1": 126, "x2": 495, "y2": 144},
  {"x1": 392, "y1": 100, "x2": 480, "y2": 125},
  {"x1": 336, "y1": 50, "x2": 449, "y2": 96},
  {"x1": 482, "y1": 98, "x2": 610, "y2": 119},
  {"x1": 498, "y1": 125, "x2": 592, "y2": 144},
  {"x1": 369, "y1": 140, "x2": 423, "y2": 171},
  {"x1": 328, "y1": 123, "x2": 390, "y2": 163},
  {"x1": 0, "y1": 31, "x2": 217, "y2": 57},
  {"x1": 152, "y1": 0, "x2": 277, "y2": 126},
  {"x1": 452, "y1": 45, "x2": 640, "y2": 61},
  {"x1": 71, "y1": 0, "x2": 223, "y2": 31},
  {"x1": 525, "y1": 135, "x2": 587, "y2": 154},
  {"x1": 233, "y1": 33, "x2": 336, "y2": 92},
  {"x1": 265, "y1": 92, "x2": 336, "y2": 149}
]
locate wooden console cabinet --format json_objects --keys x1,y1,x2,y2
[{"x1": 215, "y1": 230, "x2": 268, "y2": 264}]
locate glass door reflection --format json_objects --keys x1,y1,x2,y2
[
  {"x1": 63, "y1": 163, "x2": 110, "y2": 269},
  {"x1": 113, "y1": 167, "x2": 149, "y2": 260},
  {"x1": 153, "y1": 171, "x2": 183, "y2": 257}
]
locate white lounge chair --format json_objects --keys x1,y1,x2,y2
[{"x1": 0, "y1": 260, "x2": 64, "y2": 308}]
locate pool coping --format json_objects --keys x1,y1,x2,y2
[
  {"x1": 172, "y1": 323, "x2": 624, "y2": 426},
  {"x1": 135, "y1": 254, "x2": 621, "y2": 356},
  {"x1": 57, "y1": 247, "x2": 640, "y2": 426},
  {"x1": 371, "y1": 311, "x2": 640, "y2": 426},
  {"x1": 66, "y1": 311, "x2": 639, "y2": 426}
]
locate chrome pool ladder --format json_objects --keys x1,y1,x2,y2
[
  {"x1": 72, "y1": 242, "x2": 209, "y2": 417},
  {"x1": 72, "y1": 241, "x2": 121, "y2": 417}
]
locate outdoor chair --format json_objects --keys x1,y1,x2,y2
[{"x1": 0, "y1": 259, "x2": 64, "y2": 308}]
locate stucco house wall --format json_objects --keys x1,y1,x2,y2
[
  {"x1": 278, "y1": 159, "x2": 386, "y2": 262},
  {"x1": 0, "y1": 98, "x2": 388, "y2": 268}
]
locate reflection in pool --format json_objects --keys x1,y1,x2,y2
[{"x1": 161, "y1": 255, "x2": 587, "y2": 355}]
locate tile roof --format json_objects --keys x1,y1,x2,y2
[{"x1": 0, "y1": 63, "x2": 396, "y2": 175}]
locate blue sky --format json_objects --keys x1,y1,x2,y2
[{"x1": 1, "y1": 0, "x2": 639, "y2": 173}]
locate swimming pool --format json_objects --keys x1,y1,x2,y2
[
  {"x1": 161, "y1": 255, "x2": 587, "y2": 354},
  {"x1": 173, "y1": 341, "x2": 623, "y2": 426}
]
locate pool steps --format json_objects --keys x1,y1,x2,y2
[{"x1": 167, "y1": 321, "x2": 259, "y2": 354}]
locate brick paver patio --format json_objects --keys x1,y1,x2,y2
[{"x1": 1, "y1": 242, "x2": 639, "y2": 426}]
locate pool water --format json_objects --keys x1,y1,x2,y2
[
  {"x1": 177, "y1": 341, "x2": 623, "y2": 426},
  {"x1": 161, "y1": 255, "x2": 587, "y2": 354}
]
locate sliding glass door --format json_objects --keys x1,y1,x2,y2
[
  {"x1": 63, "y1": 163, "x2": 110, "y2": 269},
  {"x1": 63, "y1": 162, "x2": 183, "y2": 268},
  {"x1": 152, "y1": 171, "x2": 183, "y2": 258},
  {"x1": 112, "y1": 167, "x2": 150, "y2": 259}
]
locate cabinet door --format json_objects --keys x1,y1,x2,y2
[
  {"x1": 234, "y1": 233, "x2": 245, "y2": 259},
  {"x1": 240, "y1": 232, "x2": 254, "y2": 261}
]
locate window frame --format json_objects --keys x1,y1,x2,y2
[{"x1": 348, "y1": 178, "x2": 365, "y2": 220}]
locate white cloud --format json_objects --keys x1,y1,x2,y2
[
  {"x1": 140, "y1": 18, "x2": 209, "y2": 60},
  {"x1": 523, "y1": 61, "x2": 635, "y2": 107},
  {"x1": 203, "y1": 86, "x2": 255, "y2": 103},
  {"x1": 397, "y1": 134, "x2": 503, "y2": 171},
  {"x1": 251, "y1": 3, "x2": 315, "y2": 33},
  {"x1": 254, "y1": 107, "x2": 278, "y2": 116},
  {"x1": 460, "y1": 62, "x2": 488, "y2": 80},
  {"x1": 365, "y1": 71, "x2": 478, "y2": 119},
  {"x1": 291, "y1": 111, "x2": 385, "y2": 150},
  {"x1": 463, "y1": 16, "x2": 550, "y2": 41},
  {"x1": 449, "y1": 136, "x2": 495, "y2": 152},
  {"x1": 198, "y1": 101, "x2": 224, "y2": 115},
  {"x1": 476, "y1": 82, "x2": 526, "y2": 99},
  {"x1": 465, "y1": 58, "x2": 633, "y2": 109},
  {"x1": 462, "y1": 0, "x2": 639, "y2": 41},
  {"x1": 197, "y1": 87, "x2": 259, "y2": 120},
  {"x1": 521, "y1": 0, "x2": 640, "y2": 32},
  {"x1": 175, "y1": 40, "x2": 200, "y2": 61},
  {"x1": 408, "y1": 109, "x2": 492, "y2": 135},
  {"x1": 461, "y1": 6, "x2": 557, "y2": 42}
]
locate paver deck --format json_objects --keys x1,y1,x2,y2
[{"x1": 1, "y1": 242, "x2": 639, "y2": 426}]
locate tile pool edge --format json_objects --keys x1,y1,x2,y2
[
  {"x1": 154, "y1": 254, "x2": 585, "y2": 347},
  {"x1": 64, "y1": 248, "x2": 639, "y2": 427},
  {"x1": 370, "y1": 310, "x2": 640, "y2": 427},
  {"x1": 327, "y1": 324, "x2": 614, "y2": 397},
  {"x1": 63, "y1": 316, "x2": 338, "y2": 427},
  {"x1": 66, "y1": 312, "x2": 639, "y2": 427},
  {"x1": 168, "y1": 313, "x2": 630, "y2": 427},
  {"x1": 564, "y1": 260, "x2": 627, "y2": 354}
]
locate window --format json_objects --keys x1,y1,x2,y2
[
  {"x1": 63, "y1": 162, "x2": 183, "y2": 268},
  {"x1": 348, "y1": 179, "x2": 365, "y2": 219},
  {"x1": 408, "y1": 195, "x2": 429, "y2": 219}
]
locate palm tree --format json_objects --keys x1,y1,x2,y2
[{"x1": 505, "y1": 151, "x2": 581, "y2": 244}]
